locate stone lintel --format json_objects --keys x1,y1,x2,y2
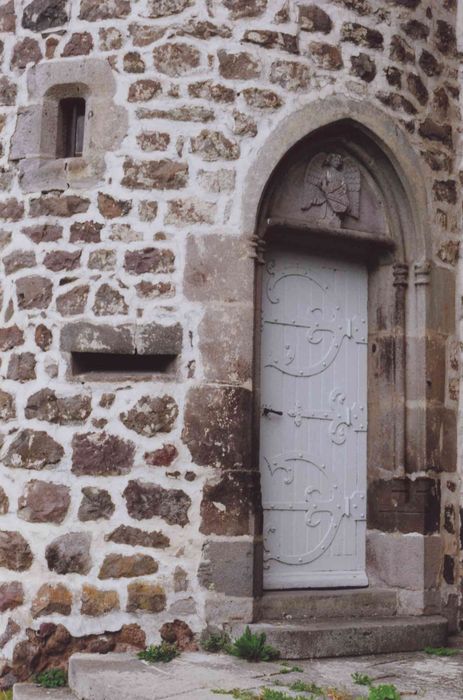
[
  {"x1": 27, "y1": 58, "x2": 117, "y2": 100},
  {"x1": 60, "y1": 322, "x2": 182, "y2": 356}
]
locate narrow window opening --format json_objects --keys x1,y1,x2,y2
[
  {"x1": 71, "y1": 352, "x2": 177, "y2": 377},
  {"x1": 57, "y1": 97, "x2": 86, "y2": 158}
]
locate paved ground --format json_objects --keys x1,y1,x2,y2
[
  {"x1": 64, "y1": 648, "x2": 463, "y2": 699},
  {"x1": 177, "y1": 650, "x2": 463, "y2": 699},
  {"x1": 16, "y1": 645, "x2": 463, "y2": 699}
]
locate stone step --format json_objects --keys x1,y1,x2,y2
[
  {"x1": 255, "y1": 587, "x2": 398, "y2": 621},
  {"x1": 68, "y1": 652, "x2": 265, "y2": 700},
  {"x1": 236, "y1": 615, "x2": 448, "y2": 659},
  {"x1": 13, "y1": 684, "x2": 76, "y2": 700}
]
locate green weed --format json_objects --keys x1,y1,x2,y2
[
  {"x1": 137, "y1": 641, "x2": 179, "y2": 663},
  {"x1": 367, "y1": 684, "x2": 401, "y2": 700},
  {"x1": 228, "y1": 627, "x2": 280, "y2": 663},
  {"x1": 261, "y1": 690, "x2": 309, "y2": 700},
  {"x1": 424, "y1": 646, "x2": 459, "y2": 657},
  {"x1": 0, "y1": 691, "x2": 12, "y2": 700},
  {"x1": 352, "y1": 672, "x2": 401, "y2": 699},
  {"x1": 352, "y1": 672, "x2": 373, "y2": 687},
  {"x1": 278, "y1": 663, "x2": 303, "y2": 674},
  {"x1": 36, "y1": 668, "x2": 67, "y2": 688},
  {"x1": 289, "y1": 679, "x2": 324, "y2": 694},
  {"x1": 202, "y1": 631, "x2": 231, "y2": 653}
]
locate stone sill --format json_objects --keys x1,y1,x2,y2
[{"x1": 18, "y1": 154, "x2": 104, "y2": 193}]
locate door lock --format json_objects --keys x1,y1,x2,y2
[{"x1": 262, "y1": 406, "x2": 283, "y2": 417}]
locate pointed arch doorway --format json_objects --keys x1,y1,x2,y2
[{"x1": 254, "y1": 124, "x2": 413, "y2": 593}]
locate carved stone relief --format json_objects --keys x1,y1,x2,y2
[
  {"x1": 302, "y1": 152, "x2": 361, "y2": 225},
  {"x1": 267, "y1": 146, "x2": 389, "y2": 236}
]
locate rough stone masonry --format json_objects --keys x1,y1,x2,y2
[{"x1": 0, "y1": 0, "x2": 460, "y2": 687}]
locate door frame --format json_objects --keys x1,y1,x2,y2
[{"x1": 253, "y1": 224, "x2": 399, "y2": 593}]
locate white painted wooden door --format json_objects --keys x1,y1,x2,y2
[{"x1": 260, "y1": 248, "x2": 368, "y2": 589}]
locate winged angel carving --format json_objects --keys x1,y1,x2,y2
[{"x1": 301, "y1": 152, "x2": 361, "y2": 224}]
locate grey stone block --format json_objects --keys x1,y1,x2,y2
[
  {"x1": 60, "y1": 322, "x2": 135, "y2": 355},
  {"x1": 135, "y1": 322, "x2": 182, "y2": 355},
  {"x1": 61, "y1": 322, "x2": 182, "y2": 357},
  {"x1": 198, "y1": 540, "x2": 259, "y2": 597},
  {"x1": 27, "y1": 58, "x2": 116, "y2": 100},
  {"x1": 237, "y1": 616, "x2": 447, "y2": 659},
  {"x1": 367, "y1": 532, "x2": 442, "y2": 591},
  {"x1": 199, "y1": 303, "x2": 253, "y2": 383},
  {"x1": 10, "y1": 106, "x2": 42, "y2": 160},
  {"x1": 19, "y1": 157, "x2": 67, "y2": 194},
  {"x1": 184, "y1": 234, "x2": 253, "y2": 303},
  {"x1": 256, "y1": 588, "x2": 398, "y2": 621},
  {"x1": 205, "y1": 595, "x2": 255, "y2": 625}
]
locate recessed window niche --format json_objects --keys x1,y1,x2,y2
[
  {"x1": 61, "y1": 321, "x2": 183, "y2": 382},
  {"x1": 10, "y1": 58, "x2": 128, "y2": 193}
]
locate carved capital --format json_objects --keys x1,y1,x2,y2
[
  {"x1": 414, "y1": 260, "x2": 432, "y2": 286},
  {"x1": 248, "y1": 234, "x2": 266, "y2": 264},
  {"x1": 392, "y1": 262, "x2": 409, "y2": 287}
]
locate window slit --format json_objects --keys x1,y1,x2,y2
[{"x1": 57, "y1": 97, "x2": 86, "y2": 159}]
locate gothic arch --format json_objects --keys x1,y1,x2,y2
[{"x1": 240, "y1": 96, "x2": 430, "y2": 262}]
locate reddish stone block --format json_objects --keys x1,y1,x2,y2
[{"x1": 368, "y1": 477, "x2": 440, "y2": 535}]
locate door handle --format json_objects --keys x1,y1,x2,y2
[{"x1": 262, "y1": 407, "x2": 283, "y2": 417}]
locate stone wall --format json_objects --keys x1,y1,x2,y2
[{"x1": 0, "y1": 0, "x2": 460, "y2": 683}]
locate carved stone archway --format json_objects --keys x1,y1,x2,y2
[
  {"x1": 239, "y1": 97, "x2": 430, "y2": 261},
  {"x1": 248, "y1": 108, "x2": 452, "y2": 618},
  {"x1": 199, "y1": 100, "x2": 455, "y2": 631}
]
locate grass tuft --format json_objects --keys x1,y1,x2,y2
[
  {"x1": 202, "y1": 631, "x2": 231, "y2": 653},
  {"x1": 261, "y1": 690, "x2": 307, "y2": 700},
  {"x1": 366, "y1": 684, "x2": 401, "y2": 700},
  {"x1": 289, "y1": 679, "x2": 324, "y2": 693},
  {"x1": 278, "y1": 663, "x2": 303, "y2": 674},
  {"x1": 352, "y1": 672, "x2": 373, "y2": 687},
  {"x1": 424, "y1": 646, "x2": 459, "y2": 657},
  {"x1": 36, "y1": 668, "x2": 67, "y2": 688},
  {"x1": 137, "y1": 641, "x2": 179, "y2": 663},
  {"x1": 227, "y1": 627, "x2": 280, "y2": 663}
]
